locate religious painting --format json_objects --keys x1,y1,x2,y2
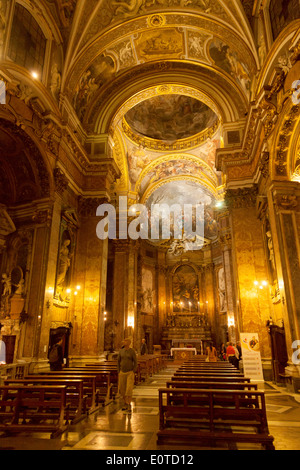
[
  {"x1": 140, "y1": 267, "x2": 154, "y2": 314},
  {"x1": 73, "y1": 54, "x2": 116, "y2": 121},
  {"x1": 145, "y1": 180, "x2": 219, "y2": 243},
  {"x1": 125, "y1": 95, "x2": 218, "y2": 142},
  {"x1": 209, "y1": 38, "x2": 251, "y2": 97},
  {"x1": 172, "y1": 265, "x2": 199, "y2": 313}
]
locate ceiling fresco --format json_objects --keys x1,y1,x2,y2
[
  {"x1": 137, "y1": 157, "x2": 218, "y2": 197},
  {"x1": 70, "y1": 22, "x2": 255, "y2": 125},
  {"x1": 124, "y1": 95, "x2": 218, "y2": 142},
  {"x1": 144, "y1": 180, "x2": 219, "y2": 244},
  {"x1": 125, "y1": 125, "x2": 222, "y2": 194}
]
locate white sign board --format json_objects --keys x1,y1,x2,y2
[{"x1": 240, "y1": 332, "x2": 264, "y2": 382}]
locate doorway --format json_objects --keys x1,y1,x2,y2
[
  {"x1": 48, "y1": 326, "x2": 71, "y2": 367},
  {"x1": 2, "y1": 335, "x2": 16, "y2": 364}
]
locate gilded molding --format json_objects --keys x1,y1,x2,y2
[
  {"x1": 225, "y1": 185, "x2": 258, "y2": 209},
  {"x1": 274, "y1": 194, "x2": 298, "y2": 212},
  {"x1": 53, "y1": 168, "x2": 69, "y2": 195},
  {"x1": 78, "y1": 196, "x2": 109, "y2": 217}
]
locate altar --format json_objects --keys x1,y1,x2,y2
[{"x1": 170, "y1": 348, "x2": 197, "y2": 361}]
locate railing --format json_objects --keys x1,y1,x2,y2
[{"x1": 0, "y1": 363, "x2": 30, "y2": 385}]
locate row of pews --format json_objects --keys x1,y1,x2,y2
[
  {"x1": 157, "y1": 357, "x2": 275, "y2": 450},
  {"x1": 0, "y1": 354, "x2": 164, "y2": 439}
]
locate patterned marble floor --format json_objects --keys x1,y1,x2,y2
[{"x1": 0, "y1": 364, "x2": 300, "y2": 451}]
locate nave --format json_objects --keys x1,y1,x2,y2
[{"x1": 0, "y1": 360, "x2": 300, "y2": 451}]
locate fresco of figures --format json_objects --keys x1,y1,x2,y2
[
  {"x1": 145, "y1": 180, "x2": 219, "y2": 243},
  {"x1": 208, "y1": 38, "x2": 251, "y2": 97},
  {"x1": 138, "y1": 158, "x2": 217, "y2": 196},
  {"x1": 125, "y1": 95, "x2": 218, "y2": 142}
]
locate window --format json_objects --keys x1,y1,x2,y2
[
  {"x1": 8, "y1": 3, "x2": 46, "y2": 78},
  {"x1": 269, "y1": 0, "x2": 300, "y2": 40}
]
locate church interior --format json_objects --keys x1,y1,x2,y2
[{"x1": 0, "y1": 0, "x2": 300, "y2": 452}]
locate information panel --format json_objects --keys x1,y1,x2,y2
[{"x1": 240, "y1": 332, "x2": 264, "y2": 382}]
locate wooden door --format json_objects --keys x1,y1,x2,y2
[{"x1": 2, "y1": 335, "x2": 16, "y2": 364}]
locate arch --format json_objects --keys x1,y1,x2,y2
[
  {"x1": 135, "y1": 152, "x2": 220, "y2": 199},
  {"x1": 88, "y1": 64, "x2": 248, "y2": 135},
  {"x1": 0, "y1": 116, "x2": 54, "y2": 203},
  {"x1": 288, "y1": 119, "x2": 300, "y2": 182},
  {"x1": 270, "y1": 99, "x2": 300, "y2": 181}
]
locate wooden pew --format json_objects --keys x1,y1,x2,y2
[
  {"x1": 36, "y1": 372, "x2": 98, "y2": 413},
  {"x1": 167, "y1": 381, "x2": 258, "y2": 391},
  {"x1": 84, "y1": 362, "x2": 142, "y2": 386},
  {"x1": 157, "y1": 388, "x2": 275, "y2": 450},
  {"x1": 174, "y1": 371, "x2": 241, "y2": 378},
  {"x1": 0, "y1": 385, "x2": 68, "y2": 438},
  {"x1": 179, "y1": 362, "x2": 236, "y2": 368},
  {"x1": 5, "y1": 378, "x2": 86, "y2": 424},
  {"x1": 65, "y1": 368, "x2": 117, "y2": 403},
  {"x1": 138, "y1": 356, "x2": 154, "y2": 380},
  {"x1": 178, "y1": 366, "x2": 237, "y2": 372},
  {"x1": 171, "y1": 375, "x2": 251, "y2": 383}
]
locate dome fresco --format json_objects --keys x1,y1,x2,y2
[{"x1": 125, "y1": 95, "x2": 218, "y2": 142}]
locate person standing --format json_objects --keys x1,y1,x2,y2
[
  {"x1": 219, "y1": 343, "x2": 226, "y2": 361},
  {"x1": 117, "y1": 338, "x2": 137, "y2": 414},
  {"x1": 226, "y1": 341, "x2": 239, "y2": 369},
  {"x1": 206, "y1": 342, "x2": 217, "y2": 362},
  {"x1": 140, "y1": 338, "x2": 148, "y2": 356},
  {"x1": 49, "y1": 337, "x2": 64, "y2": 371}
]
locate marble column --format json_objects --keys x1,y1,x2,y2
[{"x1": 74, "y1": 197, "x2": 109, "y2": 357}]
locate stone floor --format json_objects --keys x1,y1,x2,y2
[{"x1": 0, "y1": 363, "x2": 300, "y2": 452}]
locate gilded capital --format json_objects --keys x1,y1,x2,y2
[{"x1": 225, "y1": 185, "x2": 258, "y2": 209}]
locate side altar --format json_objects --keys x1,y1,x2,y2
[{"x1": 160, "y1": 314, "x2": 212, "y2": 355}]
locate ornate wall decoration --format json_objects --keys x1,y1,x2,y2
[
  {"x1": 73, "y1": 54, "x2": 117, "y2": 121},
  {"x1": 53, "y1": 168, "x2": 69, "y2": 195},
  {"x1": 78, "y1": 197, "x2": 109, "y2": 218},
  {"x1": 134, "y1": 27, "x2": 184, "y2": 61},
  {"x1": 274, "y1": 194, "x2": 298, "y2": 212},
  {"x1": 275, "y1": 105, "x2": 300, "y2": 177},
  {"x1": 225, "y1": 185, "x2": 258, "y2": 209},
  {"x1": 259, "y1": 151, "x2": 270, "y2": 179},
  {"x1": 188, "y1": 30, "x2": 212, "y2": 62}
]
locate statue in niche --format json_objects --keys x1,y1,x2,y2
[
  {"x1": 1, "y1": 273, "x2": 11, "y2": 297},
  {"x1": 50, "y1": 63, "x2": 61, "y2": 98},
  {"x1": 266, "y1": 231, "x2": 276, "y2": 273},
  {"x1": 1, "y1": 273, "x2": 11, "y2": 318},
  {"x1": 56, "y1": 239, "x2": 73, "y2": 298},
  {"x1": 218, "y1": 267, "x2": 227, "y2": 312},
  {"x1": 14, "y1": 279, "x2": 25, "y2": 296}
]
